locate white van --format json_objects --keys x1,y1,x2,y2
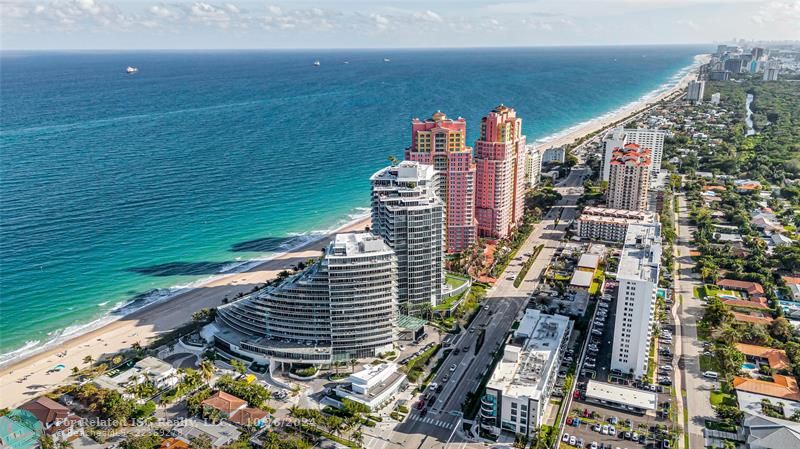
[{"x1": 702, "y1": 371, "x2": 719, "y2": 379}]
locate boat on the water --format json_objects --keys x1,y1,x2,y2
[
  {"x1": 383, "y1": 58, "x2": 390, "y2": 63},
  {"x1": 313, "y1": 60, "x2": 321, "y2": 67},
  {"x1": 126, "y1": 66, "x2": 138, "y2": 74}
]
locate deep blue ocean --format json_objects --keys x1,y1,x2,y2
[{"x1": 0, "y1": 46, "x2": 707, "y2": 361}]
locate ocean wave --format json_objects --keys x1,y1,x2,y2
[{"x1": 0, "y1": 210, "x2": 371, "y2": 367}]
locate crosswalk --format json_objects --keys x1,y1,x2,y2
[{"x1": 409, "y1": 413, "x2": 455, "y2": 430}]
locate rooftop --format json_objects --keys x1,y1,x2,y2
[
  {"x1": 733, "y1": 374, "x2": 800, "y2": 401},
  {"x1": 577, "y1": 254, "x2": 601, "y2": 270},
  {"x1": 201, "y1": 391, "x2": 247, "y2": 415},
  {"x1": 617, "y1": 224, "x2": 662, "y2": 283},
  {"x1": 735, "y1": 343, "x2": 791, "y2": 371},
  {"x1": 486, "y1": 310, "x2": 571, "y2": 401},
  {"x1": 328, "y1": 233, "x2": 392, "y2": 257},
  {"x1": 585, "y1": 380, "x2": 657, "y2": 411},
  {"x1": 570, "y1": 270, "x2": 594, "y2": 288}
]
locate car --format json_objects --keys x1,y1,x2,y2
[
  {"x1": 427, "y1": 395, "x2": 436, "y2": 405},
  {"x1": 420, "y1": 408, "x2": 427, "y2": 416},
  {"x1": 660, "y1": 365, "x2": 672, "y2": 371},
  {"x1": 662, "y1": 440, "x2": 671, "y2": 448},
  {"x1": 591, "y1": 442, "x2": 598, "y2": 449},
  {"x1": 593, "y1": 424, "x2": 601, "y2": 432},
  {"x1": 577, "y1": 438, "x2": 584, "y2": 448},
  {"x1": 625, "y1": 419, "x2": 632, "y2": 427},
  {"x1": 450, "y1": 364, "x2": 457, "y2": 372},
  {"x1": 442, "y1": 374, "x2": 449, "y2": 383},
  {"x1": 436, "y1": 383, "x2": 444, "y2": 393},
  {"x1": 416, "y1": 400, "x2": 424, "y2": 410},
  {"x1": 592, "y1": 329, "x2": 603, "y2": 336},
  {"x1": 609, "y1": 425, "x2": 616, "y2": 436},
  {"x1": 584, "y1": 362, "x2": 596, "y2": 368},
  {"x1": 703, "y1": 371, "x2": 719, "y2": 379},
  {"x1": 624, "y1": 432, "x2": 631, "y2": 440},
  {"x1": 453, "y1": 348, "x2": 460, "y2": 355},
  {"x1": 602, "y1": 425, "x2": 609, "y2": 435},
  {"x1": 567, "y1": 417, "x2": 574, "y2": 425},
  {"x1": 463, "y1": 345, "x2": 470, "y2": 351},
  {"x1": 429, "y1": 382, "x2": 438, "y2": 391},
  {"x1": 609, "y1": 416, "x2": 618, "y2": 425},
  {"x1": 632, "y1": 432, "x2": 639, "y2": 442},
  {"x1": 563, "y1": 433, "x2": 570, "y2": 443},
  {"x1": 570, "y1": 436, "x2": 577, "y2": 446}
]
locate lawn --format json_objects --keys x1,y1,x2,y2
[
  {"x1": 699, "y1": 354, "x2": 718, "y2": 372},
  {"x1": 710, "y1": 390, "x2": 737, "y2": 408},
  {"x1": 445, "y1": 273, "x2": 469, "y2": 290},
  {"x1": 694, "y1": 284, "x2": 741, "y2": 300}
]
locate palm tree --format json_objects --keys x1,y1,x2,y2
[
  {"x1": 349, "y1": 359, "x2": 357, "y2": 373},
  {"x1": 231, "y1": 359, "x2": 247, "y2": 377},
  {"x1": 111, "y1": 355, "x2": 123, "y2": 367},
  {"x1": 199, "y1": 360, "x2": 215, "y2": 383},
  {"x1": 82, "y1": 355, "x2": 93, "y2": 365},
  {"x1": 57, "y1": 439, "x2": 73, "y2": 449},
  {"x1": 38, "y1": 435, "x2": 55, "y2": 449}
]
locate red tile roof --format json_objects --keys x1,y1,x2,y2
[
  {"x1": 732, "y1": 311, "x2": 774, "y2": 325},
  {"x1": 717, "y1": 279, "x2": 766, "y2": 298},
  {"x1": 201, "y1": 391, "x2": 247, "y2": 415},
  {"x1": 733, "y1": 374, "x2": 800, "y2": 401},
  {"x1": 229, "y1": 407, "x2": 269, "y2": 426},
  {"x1": 723, "y1": 299, "x2": 770, "y2": 310},
  {"x1": 735, "y1": 343, "x2": 791, "y2": 370},
  {"x1": 20, "y1": 397, "x2": 69, "y2": 425}
]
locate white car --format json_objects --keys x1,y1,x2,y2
[
  {"x1": 570, "y1": 436, "x2": 577, "y2": 446},
  {"x1": 449, "y1": 364, "x2": 457, "y2": 372},
  {"x1": 602, "y1": 425, "x2": 609, "y2": 435},
  {"x1": 609, "y1": 425, "x2": 616, "y2": 436},
  {"x1": 562, "y1": 433, "x2": 570, "y2": 443},
  {"x1": 591, "y1": 442, "x2": 598, "y2": 449}
]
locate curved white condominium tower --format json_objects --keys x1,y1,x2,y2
[
  {"x1": 214, "y1": 233, "x2": 397, "y2": 366},
  {"x1": 370, "y1": 161, "x2": 445, "y2": 317}
]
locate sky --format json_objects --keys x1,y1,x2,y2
[{"x1": 1, "y1": 0, "x2": 799, "y2": 50}]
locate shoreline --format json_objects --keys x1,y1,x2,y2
[
  {"x1": 0, "y1": 214, "x2": 371, "y2": 408},
  {"x1": 0, "y1": 55, "x2": 708, "y2": 408},
  {"x1": 533, "y1": 54, "x2": 709, "y2": 151}
]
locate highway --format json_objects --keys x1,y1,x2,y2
[{"x1": 362, "y1": 167, "x2": 589, "y2": 449}]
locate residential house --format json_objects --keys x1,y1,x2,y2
[
  {"x1": 733, "y1": 374, "x2": 800, "y2": 402},
  {"x1": 228, "y1": 408, "x2": 269, "y2": 428},
  {"x1": 172, "y1": 418, "x2": 241, "y2": 448},
  {"x1": 742, "y1": 412, "x2": 800, "y2": 448},
  {"x1": 0, "y1": 410, "x2": 42, "y2": 449},
  {"x1": 20, "y1": 396, "x2": 83, "y2": 443},
  {"x1": 716, "y1": 279, "x2": 768, "y2": 304},
  {"x1": 200, "y1": 391, "x2": 247, "y2": 419},
  {"x1": 159, "y1": 437, "x2": 190, "y2": 449},
  {"x1": 736, "y1": 343, "x2": 791, "y2": 372}
]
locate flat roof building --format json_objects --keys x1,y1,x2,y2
[
  {"x1": 584, "y1": 380, "x2": 657, "y2": 414},
  {"x1": 577, "y1": 207, "x2": 656, "y2": 243},
  {"x1": 480, "y1": 310, "x2": 572, "y2": 437},
  {"x1": 611, "y1": 224, "x2": 662, "y2": 378},
  {"x1": 334, "y1": 362, "x2": 407, "y2": 411}
]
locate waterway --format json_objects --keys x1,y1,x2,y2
[{"x1": 745, "y1": 93, "x2": 756, "y2": 136}]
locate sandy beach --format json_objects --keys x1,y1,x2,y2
[
  {"x1": 0, "y1": 54, "x2": 709, "y2": 409},
  {"x1": 533, "y1": 54, "x2": 710, "y2": 152},
  {"x1": 0, "y1": 215, "x2": 371, "y2": 409}
]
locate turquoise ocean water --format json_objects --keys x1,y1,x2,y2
[{"x1": 0, "y1": 46, "x2": 706, "y2": 362}]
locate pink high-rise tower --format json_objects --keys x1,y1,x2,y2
[
  {"x1": 405, "y1": 111, "x2": 477, "y2": 253},
  {"x1": 474, "y1": 105, "x2": 527, "y2": 239}
]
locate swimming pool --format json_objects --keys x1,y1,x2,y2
[{"x1": 742, "y1": 363, "x2": 758, "y2": 370}]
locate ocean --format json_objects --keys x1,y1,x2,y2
[{"x1": 0, "y1": 46, "x2": 706, "y2": 362}]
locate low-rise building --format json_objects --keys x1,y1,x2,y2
[
  {"x1": 93, "y1": 356, "x2": 177, "y2": 397},
  {"x1": 480, "y1": 310, "x2": 572, "y2": 437},
  {"x1": 201, "y1": 391, "x2": 247, "y2": 419},
  {"x1": 716, "y1": 279, "x2": 768, "y2": 304},
  {"x1": 19, "y1": 396, "x2": 83, "y2": 443},
  {"x1": 742, "y1": 412, "x2": 800, "y2": 449},
  {"x1": 334, "y1": 362, "x2": 407, "y2": 411},
  {"x1": 0, "y1": 410, "x2": 41, "y2": 449},
  {"x1": 733, "y1": 374, "x2": 800, "y2": 402},
  {"x1": 577, "y1": 207, "x2": 655, "y2": 243},
  {"x1": 172, "y1": 418, "x2": 241, "y2": 448},
  {"x1": 584, "y1": 380, "x2": 657, "y2": 415}
]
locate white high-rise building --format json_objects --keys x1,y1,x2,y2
[
  {"x1": 710, "y1": 93, "x2": 721, "y2": 105},
  {"x1": 601, "y1": 128, "x2": 665, "y2": 180},
  {"x1": 480, "y1": 310, "x2": 572, "y2": 437},
  {"x1": 687, "y1": 80, "x2": 705, "y2": 104},
  {"x1": 214, "y1": 233, "x2": 397, "y2": 366},
  {"x1": 611, "y1": 224, "x2": 662, "y2": 378},
  {"x1": 371, "y1": 161, "x2": 445, "y2": 316},
  {"x1": 525, "y1": 147, "x2": 542, "y2": 189}
]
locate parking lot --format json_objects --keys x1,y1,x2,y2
[{"x1": 560, "y1": 400, "x2": 676, "y2": 449}]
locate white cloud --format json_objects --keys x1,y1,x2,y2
[
  {"x1": 752, "y1": 0, "x2": 800, "y2": 25},
  {"x1": 413, "y1": 10, "x2": 442, "y2": 23}
]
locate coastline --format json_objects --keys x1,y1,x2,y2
[
  {"x1": 0, "y1": 54, "x2": 708, "y2": 409},
  {"x1": 533, "y1": 54, "x2": 710, "y2": 151},
  {"x1": 0, "y1": 214, "x2": 371, "y2": 408}
]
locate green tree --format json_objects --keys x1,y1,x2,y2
[
  {"x1": 199, "y1": 360, "x2": 215, "y2": 383},
  {"x1": 769, "y1": 317, "x2": 794, "y2": 342}
]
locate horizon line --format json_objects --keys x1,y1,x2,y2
[{"x1": 0, "y1": 43, "x2": 715, "y2": 52}]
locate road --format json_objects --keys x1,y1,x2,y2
[
  {"x1": 672, "y1": 194, "x2": 715, "y2": 449},
  {"x1": 361, "y1": 167, "x2": 589, "y2": 449}
]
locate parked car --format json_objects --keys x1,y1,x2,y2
[
  {"x1": 562, "y1": 433, "x2": 570, "y2": 443},
  {"x1": 602, "y1": 425, "x2": 609, "y2": 435}
]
